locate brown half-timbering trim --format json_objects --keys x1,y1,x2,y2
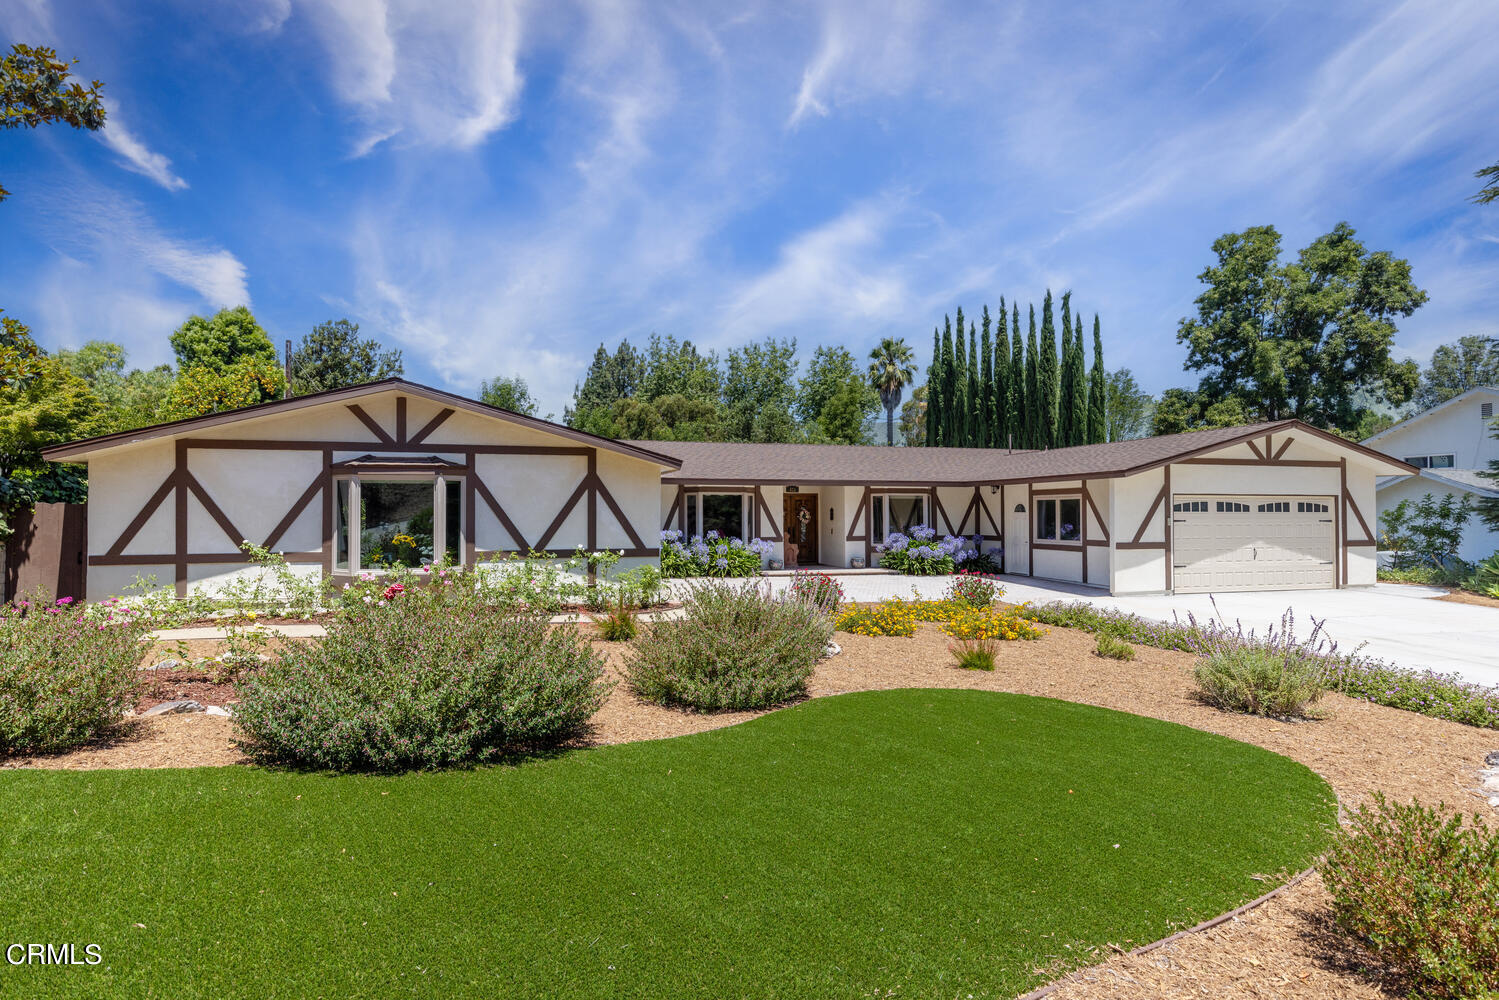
[
  {"x1": 174, "y1": 443, "x2": 188, "y2": 597},
  {"x1": 473, "y1": 547, "x2": 660, "y2": 560},
  {"x1": 1347, "y1": 539, "x2": 1377, "y2": 547},
  {"x1": 930, "y1": 488, "x2": 952, "y2": 535},
  {"x1": 1339, "y1": 458, "x2": 1348, "y2": 586},
  {"x1": 463, "y1": 450, "x2": 476, "y2": 566},
  {"x1": 407, "y1": 407, "x2": 455, "y2": 447},
  {"x1": 1115, "y1": 541, "x2": 1167, "y2": 551},
  {"x1": 1131, "y1": 483, "x2": 1168, "y2": 544},
  {"x1": 1080, "y1": 482, "x2": 1090, "y2": 584},
  {"x1": 1273, "y1": 436, "x2": 1295, "y2": 460},
  {"x1": 180, "y1": 438, "x2": 592, "y2": 456},
  {"x1": 184, "y1": 472, "x2": 245, "y2": 549},
  {"x1": 1032, "y1": 542, "x2": 1084, "y2": 552},
  {"x1": 1083, "y1": 483, "x2": 1109, "y2": 543},
  {"x1": 263, "y1": 473, "x2": 325, "y2": 551},
  {"x1": 1085, "y1": 539, "x2": 1108, "y2": 547},
  {"x1": 1177, "y1": 458, "x2": 1339, "y2": 468},
  {"x1": 1030, "y1": 486, "x2": 1084, "y2": 497},
  {"x1": 534, "y1": 478, "x2": 590, "y2": 552},
  {"x1": 754, "y1": 487, "x2": 782, "y2": 541},
  {"x1": 974, "y1": 487, "x2": 1001, "y2": 539},
  {"x1": 395, "y1": 396, "x2": 407, "y2": 444},
  {"x1": 1164, "y1": 465, "x2": 1173, "y2": 592},
  {"x1": 346, "y1": 404, "x2": 395, "y2": 445},
  {"x1": 472, "y1": 476, "x2": 531, "y2": 552},
  {"x1": 106, "y1": 471, "x2": 177, "y2": 556},
  {"x1": 680, "y1": 485, "x2": 759, "y2": 494},
  {"x1": 845, "y1": 487, "x2": 869, "y2": 542},
  {"x1": 662, "y1": 490, "x2": 681, "y2": 532},
  {"x1": 676, "y1": 485, "x2": 686, "y2": 533},
  {"x1": 326, "y1": 461, "x2": 469, "y2": 475},
  {"x1": 1342, "y1": 485, "x2": 1374, "y2": 544},
  {"x1": 93, "y1": 551, "x2": 322, "y2": 566},
  {"x1": 1245, "y1": 438, "x2": 1265, "y2": 460},
  {"x1": 586, "y1": 452, "x2": 598, "y2": 554},
  {"x1": 593, "y1": 475, "x2": 646, "y2": 550},
  {"x1": 321, "y1": 450, "x2": 333, "y2": 575}
]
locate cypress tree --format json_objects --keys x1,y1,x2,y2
[
  {"x1": 979, "y1": 308, "x2": 993, "y2": 448},
  {"x1": 1087, "y1": 314, "x2": 1107, "y2": 443},
  {"x1": 1058, "y1": 292, "x2": 1075, "y2": 447},
  {"x1": 967, "y1": 323, "x2": 981, "y2": 448},
  {"x1": 940, "y1": 316, "x2": 956, "y2": 447},
  {"x1": 1010, "y1": 304, "x2": 1023, "y2": 450},
  {"x1": 926, "y1": 326, "x2": 941, "y2": 447},
  {"x1": 993, "y1": 298, "x2": 1009, "y2": 448},
  {"x1": 1024, "y1": 305, "x2": 1039, "y2": 450},
  {"x1": 1038, "y1": 290, "x2": 1059, "y2": 449},
  {"x1": 1067, "y1": 314, "x2": 1088, "y2": 446},
  {"x1": 953, "y1": 308, "x2": 968, "y2": 446}
]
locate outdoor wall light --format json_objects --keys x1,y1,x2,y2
[{"x1": 829, "y1": 508, "x2": 835, "y2": 520}]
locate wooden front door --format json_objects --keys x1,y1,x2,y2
[{"x1": 783, "y1": 494, "x2": 818, "y2": 565}]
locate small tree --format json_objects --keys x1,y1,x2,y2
[
  {"x1": 479, "y1": 375, "x2": 537, "y2": 416},
  {"x1": 287, "y1": 318, "x2": 403, "y2": 395},
  {"x1": 867, "y1": 337, "x2": 917, "y2": 446},
  {"x1": 1379, "y1": 493, "x2": 1473, "y2": 570}
]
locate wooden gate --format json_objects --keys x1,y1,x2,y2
[{"x1": 5, "y1": 502, "x2": 87, "y2": 602}]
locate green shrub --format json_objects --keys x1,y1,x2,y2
[
  {"x1": 0, "y1": 595, "x2": 147, "y2": 756},
  {"x1": 787, "y1": 572, "x2": 845, "y2": 613},
  {"x1": 1026, "y1": 601, "x2": 1198, "y2": 650},
  {"x1": 593, "y1": 598, "x2": 638, "y2": 642},
  {"x1": 944, "y1": 571, "x2": 1001, "y2": 607},
  {"x1": 1094, "y1": 634, "x2": 1135, "y2": 661},
  {"x1": 233, "y1": 583, "x2": 609, "y2": 771},
  {"x1": 1323, "y1": 795, "x2": 1499, "y2": 998},
  {"x1": 1192, "y1": 646, "x2": 1328, "y2": 717},
  {"x1": 949, "y1": 637, "x2": 997, "y2": 670},
  {"x1": 625, "y1": 581, "x2": 831, "y2": 710},
  {"x1": 1468, "y1": 552, "x2": 1499, "y2": 598}
]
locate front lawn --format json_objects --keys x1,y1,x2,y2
[{"x1": 0, "y1": 689, "x2": 1334, "y2": 999}]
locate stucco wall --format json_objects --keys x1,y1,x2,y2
[
  {"x1": 1365, "y1": 388, "x2": 1499, "y2": 469},
  {"x1": 1109, "y1": 470, "x2": 1167, "y2": 595}
]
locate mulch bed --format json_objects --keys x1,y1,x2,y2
[
  {"x1": 137, "y1": 669, "x2": 238, "y2": 714},
  {"x1": 8, "y1": 618, "x2": 1498, "y2": 998}
]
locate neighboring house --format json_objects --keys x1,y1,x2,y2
[
  {"x1": 43, "y1": 379, "x2": 1413, "y2": 599},
  {"x1": 1363, "y1": 386, "x2": 1499, "y2": 564}
]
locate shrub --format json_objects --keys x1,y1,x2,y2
[
  {"x1": 1468, "y1": 552, "x2": 1499, "y2": 598},
  {"x1": 1094, "y1": 634, "x2": 1136, "y2": 661},
  {"x1": 233, "y1": 583, "x2": 609, "y2": 771},
  {"x1": 1192, "y1": 647, "x2": 1328, "y2": 718},
  {"x1": 940, "y1": 605, "x2": 1045, "y2": 641},
  {"x1": 616, "y1": 564, "x2": 665, "y2": 608},
  {"x1": 950, "y1": 637, "x2": 998, "y2": 671},
  {"x1": 659, "y1": 530, "x2": 774, "y2": 578},
  {"x1": 1327, "y1": 660, "x2": 1499, "y2": 730},
  {"x1": 787, "y1": 571, "x2": 845, "y2": 614},
  {"x1": 1026, "y1": 601, "x2": 1198, "y2": 650},
  {"x1": 625, "y1": 581, "x2": 831, "y2": 710},
  {"x1": 593, "y1": 594, "x2": 638, "y2": 642},
  {"x1": 876, "y1": 526, "x2": 973, "y2": 575},
  {"x1": 944, "y1": 570, "x2": 1002, "y2": 607},
  {"x1": 835, "y1": 599, "x2": 919, "y2": 637},
  {"x1": 0, "y1": 595, "x2": 147, "y2": 756},
  {"x1": 1323, "y1": 795, "x2": 1498, "y2": 998}
]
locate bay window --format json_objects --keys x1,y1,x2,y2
[{"x1": 334, "y1": 475, "x2": 463, "y2": 572}]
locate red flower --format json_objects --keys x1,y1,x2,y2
[{"x1": 382, "y1": 583, "x2": 406, "y2": 601}]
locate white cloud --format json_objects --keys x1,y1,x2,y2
[
  {"x1": 96, "y1": 99, "x2": 189, "y2": 192},
  {"x1": 786, "y1": 0, "x2": 946, "y2": 128},
  {"x1": 0, "y1": 0, "x2": 54, "y2": 40}
]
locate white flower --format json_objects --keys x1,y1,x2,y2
[
  {"x1": 363, "y1": 595, "x2": 373, "y2": 604},
  {"x1": 619, "y1": 549, "x2": 625, "y2": 556}
]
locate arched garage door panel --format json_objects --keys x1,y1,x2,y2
[{"x1": 1172, "y1": 496, "x2": 1335, "y2": 593}]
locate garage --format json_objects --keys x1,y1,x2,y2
[{"x1": 1171, "y1": 495, "x2": 1336, "y2": 593}]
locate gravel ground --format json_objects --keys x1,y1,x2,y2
[{"x1": 6, "y1": 620, "x2": 1497, "y2": 998}]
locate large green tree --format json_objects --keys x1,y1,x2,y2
[
  {"x1": 1064, "y1": 312, "x2": 1088, "y2": 446},
  {"x1": 867, "y1": 337, "x2": 917, "y2": 447},
  {"x1": 723, "y1": 337, "x2": 799, "y2": 442},
  {"x1": 1086, "y1": 316, "x2": 1107, "y2": 443},
  {"x1": 166, "y1": 307, "x2": 283, "y2": 415},
  {"x1": 1009, "y1": 305, "x2": 1023, "y2": 450},
  {"x1": 797, "y1": 345, "x2": 876, "y2": 445},
  {"x1": 1415, "y1": 335, "x2": 1499, "y2": 409},
  {"x1": 170, "y1": 306, "x2": 278, "y2": 372},
  {"x1": 640, "y1": 334, "x2": 720, "y2": 402},
  {"x1": 1, "y1": 44, "x2": 106, "y2": 202},
  {"x1": 609, "y1": 394, "x2": 723, "y2": 442},
  {"x1": 953, "y1": 309, "x2": 970, "y2": 446},
  {"x1": 1177, "y1": 223, "x2": 1425, "y2": 430},
  {"x1": 1151, "y1": 388, "x2": 1246, "y2": 436},
  {"x1": 979, "y1": 308, "x2": 994, "y2": 448},
  {"x1": 925, "y1": 327, "x2": 941, "y2": 447},
  {"x1": 478, "y1": 375, "x2": 538, "y2": 416},
  {"x1": 1058, "y1": 293, "x2": 1076, "y2": 446},
  {"x1": 567, "y1": 340, "x2": 645, "y2": 433},
  {"x1": 992, "y1": 300, "x2": 1010, "y2": 448},
  {"x1": 1037, "y1": 292, "x2": 1058, "y2": 448},
  {"x1": 287, "y1": 319, "x2": 403, "y2": 395},
  {"x1": 1106, "y1": 369, "x2": 1153, "y2": 442},
  {"x1": 1024, "y1": 306, "x2": 1039, "y2": 450},
  {"x1": 939, "y1": 317, "x2": 956, "y2": 446},
  {"x1": 55, "y1": 341, "x2": 173, "y2": 432}
]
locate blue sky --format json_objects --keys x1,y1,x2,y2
[{"x1": 2, "y1": 0, "x2": 1497, "y2": 417}]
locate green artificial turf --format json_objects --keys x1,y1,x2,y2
[{"x1": 0, "y1": 689, "x2": 1334, "y2": 999}]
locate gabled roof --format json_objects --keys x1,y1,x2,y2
[
  {"x1": 41, "y1": 378, "x2": 682, "y2": 469},
  {"x1": 637, "y1": 419, "x2": 1416, "y2": 486},
  {"x1": 1378, "y1": 467, "x2": 1499, "y2": 498},
  {"x1": 1361, "y1": 385, "x2": 1499, "y2": 446}
]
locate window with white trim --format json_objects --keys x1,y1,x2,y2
[
  {"x1": 1402, "y1": 454, "x2": 1456, "y2": 469},
  {"x1": 871, "y1": 493, "x2": 927, "y2": 542},
  {"x1": 1258, "y1": 501, "x2": 1291, "y2": 513},
  {"x1": 684, "y1": 493, "x2": 748, "y2": 540},
  {"x1": 1036, "y1": 497, "x2": 1081, "y2": 541},
  {"x1": 1216, "y1": 501, "x2": 1250, "y2": 512},
  {"x1": 334, "y1": 475, "x2": 463, "y2": 571},
  {"x1": 1172, "y1": 500, "x2": 1208, "y2": 513},
  {"x1": 1297, "y1": 501, "x2": 1328, "y2": 513}
]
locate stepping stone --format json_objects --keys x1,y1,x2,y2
[{"x1": 141, "y1": 700, "x2": 205, "y2": 717}]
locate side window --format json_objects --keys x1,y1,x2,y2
[
  {"x1": 1216, "y1": 501, "x2": 1249, "y2": 512},
  {"x1": 1296, "y1": 501, "x2": 1329, "y2": 513},
  {"x1": 1429, "y1": 455, "x2": 1455, "y2": 469}
]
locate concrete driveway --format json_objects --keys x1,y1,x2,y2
[{"x1": 761, "y1": 573, "x2": 1499, "y2": 687}]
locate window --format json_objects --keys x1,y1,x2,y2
[
  {"x1": 1036, "y1": 497, "x2": 1081, "y2": 541},
  {"x1": 1403, "y1": 454, "x2": 1456, "y2": 469},
  {"x1": 1297, "y1": 501, "x2": 1328, "y2": 513},
  {"x1": 701, "y1": 494, "x2": 745, "y2": 540},
  {"x1": 1258, "y1": 501, "x2": 1291, "y2": 513},
  {"x1": 334, "y1": 476, "x2": 463, "y2": 571},
  {"x1": 1173, "y1": 500, "x2": 1208, "y2": 513},
  {"x1": 872, "y1": 494, "x2": 927, "y2": 542},
  {"x1": 1429, "y1": 454, "x2": 1455, "y2": 469},
  {"x1": 1216, "y1": 501, "x2": 1249, "y2": 512}
]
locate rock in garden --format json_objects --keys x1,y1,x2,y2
[
  {"x1": 140, "y1": 700, "x2": 205, "y2": 717},
  {"x1": 204, "y1": 705, "x2": 233, "y2": 718},
  {"x1": 824, "y1": 641, "x2": 842, "y2": 657},
  {"x1": 149, "y1": 659, "x2": 182, "y2": 671}
]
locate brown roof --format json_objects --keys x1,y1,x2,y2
[{"x1": 635, "y1": 420, "x2": 1416, "y2": 485}]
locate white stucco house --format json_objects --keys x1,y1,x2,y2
[
  {"x1": 42, "y1": 379, "x2": 1415, "y2": 599},
  {"x1": 1363, "y1": 386, "x2": 1499, "y2": 564}
]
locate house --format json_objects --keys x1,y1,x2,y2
[
  {"x1": 42, "y1": 378, "x2": 1414, "y2": 599},
  {"x1": 1362, "y1": 386, "x2": 1499, "y2": 564}
]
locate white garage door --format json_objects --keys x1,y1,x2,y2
[{"x1": 1172, "y1": 495, "x2": 1335, "y2": 593}]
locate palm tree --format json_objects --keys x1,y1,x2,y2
[{"x1": 868, "y1": 338, "x2": 918, "y2": 446}]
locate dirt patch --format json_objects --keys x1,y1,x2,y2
[
  {"x1": 1435, "y1": 589, "x2": 1499, "y2": 610},
  {"x1": 1, "y1": 714, "x2": 244, "y2": 770},
  {"x1": 137, "y1": 670, "x2": 238, "y2": 713}
]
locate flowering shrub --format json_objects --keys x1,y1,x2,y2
[
  {"x1": 939, "y1": 605, "x2": 1045, "y2": 641},
  {"x1": 950, "y1": 637, "x2": 998, "y2": 670},
  {"x1": 787, "y1": 572, "x2": 845, "y2": 614},
  {"x1": 0, "y1": 595, "x2": 148, "y2": 756},
  {"x1": 1323, "y1": 795, "x2": 1498, "y2": 998},
  {"x1": 233, "y1": 580, "x2": 609, "y2": 771},
  {"x1": 659, "y1": 530, "x2": 773, "y2": 578},
  {"x1": 875, "y1": 525, "x2": 972, "y2": 575},
  {"x1": 835, "y1": 599, "x2": 919, "y2": 637},
  {"x1": 944, "y1": 570, "x2": 1002, "y2": 607},
  {"x1": 625, "y1": 581, "x2": 831, "y2": 710},
  {"x1": 1025, "y1": 601, "x2": 1199, "y2": 649},
  {"x1": 1187, "y1": 609, "x2": 1335, "y2": 718}
]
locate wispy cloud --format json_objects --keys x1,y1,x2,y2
[
  {"x1": 787, "y1": 0, "x2": 932, "y2": 128},
  {"x1": 96, "y1": 99, "x2": 189, "y2": 192}
]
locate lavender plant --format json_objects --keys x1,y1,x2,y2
[
  {"x1": 876, "y1": 525, "x2": 975, "y2": 575},
  {"x1": 659, "y1": 530, "x2": 774, "y2": 578}
]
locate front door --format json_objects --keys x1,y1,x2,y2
[
  {"x1": 783, "y1": 494, "x2": 818, "y2": 565},
  {"x1": 1005, "y1": 502, "x2": 1029, "y2": 575}
]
